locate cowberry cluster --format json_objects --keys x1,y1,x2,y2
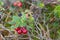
[
  {"x1": 15, "y1": 27, "x2": 28, "y2": 34},
  {"x1": 13, "y1": 1, "x2": 22, "y2": 7}
]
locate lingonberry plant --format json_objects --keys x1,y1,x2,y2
[{"x1": 0, "y1": 0, "x2": 60, "y2": 40}]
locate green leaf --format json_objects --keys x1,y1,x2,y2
[
  {"x1": 53, "y1": 22, "x2": 59, "y2": 27},
  {"x1": 15, "y1": 23, "x2": 19, "y2": 28},
  {"x1": 21, "y1": 13, "x2": 27, "y2": 20},
  {"x1": 0, "y1": 1, "x2": 4, "y2": 6},
  {"x1": 10, "y1": 26, "x2": 15, "y2": 31},
  {"x1": 12, "y1": 16, "x2": 20, "y2": 22},
  {"x1": 20, "y1": 0, "x2": 24, "y2": 2},
  {"x1": 39, "y1": 3, "x2": 44, "y2": 8},
  {"x1": 54, "y1": 5, "x2": 60, "y2": 18}
]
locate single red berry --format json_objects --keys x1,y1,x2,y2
[
  {"x1": 22, "y1": 29, "x2": 28, "y2": 34},
  {"x1": 15, "y1": 27, "x2": 20, "y2": 31},
  {"x1": 21, "y1": 27, "x2": 27, "y2": 34},
  {"x1": 13, "y1": 2, "x2": 17, "y2": 6},
  {"x1": 17, "y1": 2, "x2": 22, "y2": 7},
  {"x1": 17, "y1": 30, "x2": 22, "y2": 34}
]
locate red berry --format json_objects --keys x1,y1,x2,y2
[
  {"x1": 21, "y1": 27, "x2": 28, "y2": 34},
  {"x1": 22, "y1": 29, "x2": 28, "y2": 34},
  {"x1": 17, "y1": 30, "x2": 22, "y2": 34},
  {"x1": 15, "y1": 27, "x2": 20, "y2": 31},
  {"x1": 13, "y1": 2, "x2": 17, "y2": 6},
  {"x1": 17, "y1": 2, "x2": 22, "y2": 7}
]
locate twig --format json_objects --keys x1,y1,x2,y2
[{"x1": 5, "y1": 12, "x2": 11, "y2": 22}]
